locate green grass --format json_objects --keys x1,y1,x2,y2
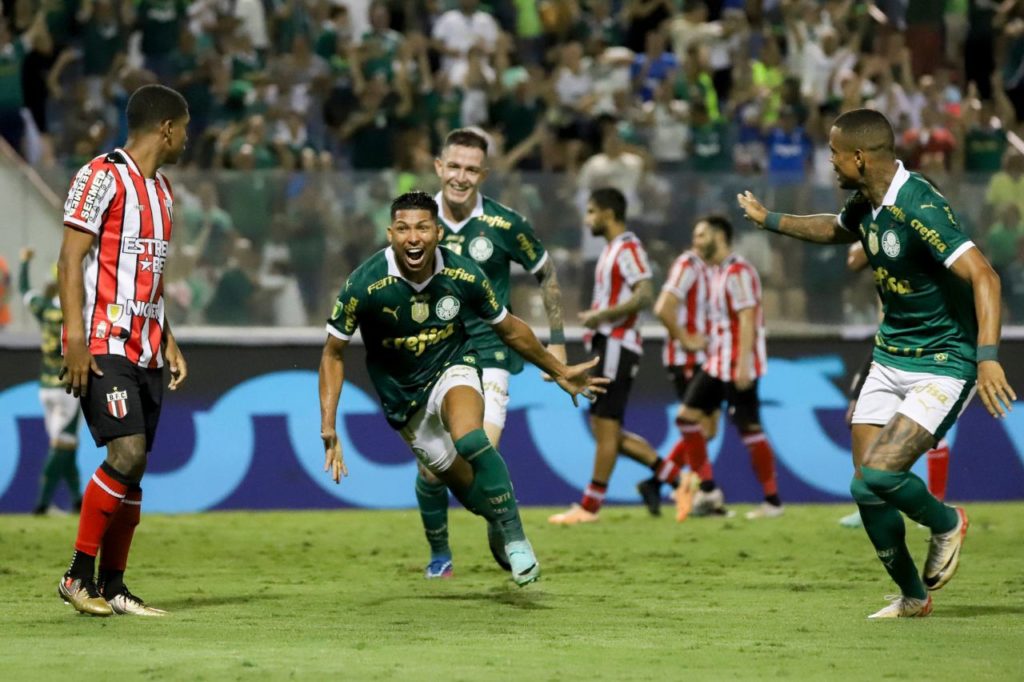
[{"x1": 1, "y1": 503, "x2": 1022, "y2": 681}]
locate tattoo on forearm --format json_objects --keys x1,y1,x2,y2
[{"x1": 537, "y1": 260, "x2": 565, "y2": 331}]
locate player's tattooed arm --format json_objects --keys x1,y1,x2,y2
[
  {"x1": 579, "y1": 279, "x2": 654, "y2": 329},
  {"x1": 737, "y1": 191, "x2": 859, "y2": 244},
  {"x1": 319, "y1": 335, "x2": 349, "y2": 483},
  {"x1": 534, "y1": 258, "x2": 566, "y2": 337}
]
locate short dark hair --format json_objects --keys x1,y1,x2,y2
[
  {"x1": 699, "y1": 213, "x2": 733, "y2": 244},
  {"x1": 590, "y1": 187, "x2": 627, "y2": 222},
  {"x1": 443, "y1": 128, "x2": 489, "y2": 155},
  {"x1": 833, "y1": 108, "x2": 895, "y2": 154},
  {"x1": 390, "y1": 191, "x2": 438, "y2": 220},
  {"x1": 126, "y1": 85, "x2": 189, "y2": 133}
]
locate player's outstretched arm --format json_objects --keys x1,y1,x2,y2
[
  {"x1": 492, "y1": 313, "x2": 610, "y2": 406},
  {"x1": 949, "y1": 247, "x2": 1018, "y2": 418},
  {"x1": 319, "y1": 335, "x2": 350, "y2": 483},
  {"x1": 57, "y1": 227, "x2": 103, "y2": 397},
  {"x1": 534, "y1": 258, "x2": 567, "y2": 365},
  {"x1": 737, "y1": 191, "x2": 858, "y2": 244}
]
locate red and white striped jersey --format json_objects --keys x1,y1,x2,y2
[
  {"x1": 62, "y1": 149, "x2": 174, "y2": 369},
  {"x1": 587, "y1": 231, "x2": 652, "y2": 354},
  {"x1": 661, "y1": 250, "x2": 710, "y2": 369},
  {"x1": 704, "y1": 253, "x2": 767, "y2": 381}
]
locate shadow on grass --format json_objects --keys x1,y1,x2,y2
[
  {"x1": 939, "y1": 603, "x2": 1024, "y2": 617},
  {"x1": 419, "y1": 589, "x2": 552, "y2": 610},
  {"x1": 156, "y1": 592, "x2": 286, "y2": 610}
]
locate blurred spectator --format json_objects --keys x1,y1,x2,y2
[
  {"x1": 137, "y1": 0, "x2": 188, "y2": 82},
  {"x1": 431, "y1": 0, "x2": 500, "y2": 75},
  {"x1": 985, "y1": 152, "x2": 1024, "y2": 216},
  {"x1": 630, "y1": 29, "x2": 677, "y2": 103},
  {"x1": 205, "y1": 238, "x2": 262, "y2": 325},
  {"x1": 901, "y1": 108, "x2": 956, "y2": 170},
  {"x1": 0, "y1": 254, "x2": 10, "y2": 329},
  {"x1": 958, "y1": 76, "x2": 1014, "y2": 174},
  {"x1": 182, "y1": 181, "x2": 235, "y2": 266},
  {"x1": 986, "y1": 203, "x2": 1024, "y2": 277},
  {"x1": 1, "y1": 10, "x2": 50, "y2": 158}
]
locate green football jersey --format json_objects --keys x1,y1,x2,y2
[
  {"x1": 28, "y1": 295, "x2": 64, "y2": 389},
  {"x1": 838, "y1": 163, "x2": 978, "y2": 379},
  {"x1": 435, "y1": 193, "x2": 547, "y2": 374},
  {"x1": 326, "y1": 246, "x2": 506, "y2": 429}
]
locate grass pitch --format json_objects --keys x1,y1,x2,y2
[{"x1": 1, "y1": 503, "x2": 1022, "y2": 681}]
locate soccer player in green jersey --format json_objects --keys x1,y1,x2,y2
[
  {"x1": 319, "y1": 191, "x2": 606, "y2": 587},
  {"x1": 410, "y1": 128, "x2": 567, "y2": 578},
  {"x1": 19, "y1": 247, "x2": 83, "y2": 516},
  {"x1": 737, "y1": 108, "x2": 1016, "y2": 618}
]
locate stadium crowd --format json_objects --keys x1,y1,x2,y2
[{"x1": 4, "y1": 0, "x2": 1024, "y2": 327}]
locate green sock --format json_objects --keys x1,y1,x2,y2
[
  {"x1": 36, "y1": 448, "x2": 64, "y2": 508},
  {"x1": 851, "y1": 477, "x2": 927, "y2": 600},
  {"x1": 415, "y1": 473, "x2": 451, "y2": 559},
  {"x1": 62, "y1": 450, "x2": 82, "y2": 505},
  {"x1": 454, "y1": 429, "x2": 526, "y2": 543},
  {"x1": 861, "y1": 466, "x2": 958, "y2": 533}
]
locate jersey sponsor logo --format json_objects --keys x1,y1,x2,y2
[
  {"x1": 381, "y1": 322, "x2": 456, "y2": 356},
  {"x1": 80, "y1": 170, "x2": 114, "y2": 223},
  {"x1": 124, "y1": 298, "x2": 164, "y2": 320},
  {"x1": 479, "y1": 214, "x2": 512, "y2": 230},
  {"x1": 341, "y1": 297, "x2": 359, "y2": 334},
  {"x1": 106, "y1": 387, "x2": 129, "y2": 419},
  {"x1": 886, "y1": 206, "x2": 906, "y2": 223},
  {"x1": 367, "y1": 276, "x2": 396, "y2": 294},
  {"x1": 873, "y1": 266, "x2": 912, "y2": 295},
  {"x1": 468, "y1": 236, "x2": 494, "y2": 262},
  {"x1": 122, "y1": 236, "x2": 169, "y2": 274},
  {"x1": 95, "y1": 321, "x2": 108, "y2": 339},
  {"x1": 881, "y1": 230, "x2": 901, "y2": 258},
  {"x1": 330, "y1": 300, "x2": 342, "y2": 320},
  {"x1": 943, "y1": 205, "x2": 958, "y2": 226},
  {"x1": 910, "y1": 219, "x2": 948, "y2": 253},
  {"x1": 912, "y1": 382, "x2": 950, "y2": 405},
  {"x1": 65, "y1": 167, "x2": 93, "y2": 214},
  {"x1": 442, "y1": 267, "x2": 476, "y2": 283},
  {"x1": 516, "y1": 233, "x2": 537, "y2": 263},
  {"x1": 920, "y1": 203, "x2": 936, "y2": 210},
  {"x1": 481, "y1": 278, "x2": 499, "y2": 310},
  {"x1": 435, "y1": 295, "x2": 460, "y2": 321}
]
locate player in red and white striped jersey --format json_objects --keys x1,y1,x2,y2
[
  {"x1": 56, "y1": 85, "x2": 190, "y2": 618},
  {"x1": 637, "y1": 240, "x2": 719, "y2": 518},
  {"x1": 674, "y1": 215, "x2": 784, "y2": 519},
  {"x1": 549, "y1": 188, "x2": 665, "y2": 525}
]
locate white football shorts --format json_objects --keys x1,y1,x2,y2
[{"x1": 399, "y1": 364, "x2": 484, "y2": 472}]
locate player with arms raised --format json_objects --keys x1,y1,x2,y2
[
  {"x1": 737, "y1": 108, "x2": 1015, "y2": 618},
  {"x1": 413, "y1": 128, "x2": 567, "y2": 578},
  {"x1": 57, "y1": 85, "x2": 189, "y2": 617},
  {"x1": 319, "y1": 191, "x2": 606, "y2": 587}
]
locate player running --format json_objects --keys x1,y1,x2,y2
[
  {"x1": 414, "y1": 128, "x2": 567, "y2": 578},
  {"x1": 57, "y1": 85, "x2": 190, "y2": 617},
  {"x1": 319, "y1": 191, "x2": 606, "y2": 587},
  {"x1": 19, "y1": 247, "x2": 83, "y2": 516},
  {"x1": 737, "y1": 108, "x2": 1015, "y2": 618}
]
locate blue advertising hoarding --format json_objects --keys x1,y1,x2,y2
[{"x1": 1, "y1": 339, "x2": 1022, "y2": 513}]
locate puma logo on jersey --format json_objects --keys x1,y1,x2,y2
[
  {"x1": 920, "y1": 203, "x2": 936, "y2": 209},
  {"x1": 382, "y1": 306, "x2": 399, "y2": 320}
]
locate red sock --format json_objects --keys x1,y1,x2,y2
[
  {"x1": 580, "y1": 481, "x2": 608, "y2": 513},
  {"x1": 742, "y1": 431, "x2": 778, "y2": 497},
  {"x1": 74, "y1": 466, "x2": 128, "y2": 556},
  {"x1": 657, "y1": 425, "x2": 700, "y2": 483},
  {"x1": 100, "y1": 488, "x2": 142, "y2": 572},
  {"x1": 927, "y1": 439, "x2": 950, "y2": 501},
  {"x1": 684, "y1": 426, "x2": 713, "y2": 480}
]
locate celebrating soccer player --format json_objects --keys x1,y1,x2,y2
[
  {"x1": 737, "y1": 108, "x2": 1016, "y2": 618},
  {"x1": 548, "y1": 188, "x2": 665, "y2": 525},
  {"x1": 318, "y1": 191, "x2": 606, "y2": 587},
  {"x1": 412, "y1": 128, "x2": 567, "y2": 579},
  {"x1": 19, "y1": 247, "x2": 84, "y2": 516},
  {"x1": 57, "y1": 85, "x2": 190, "y2": 617}
]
